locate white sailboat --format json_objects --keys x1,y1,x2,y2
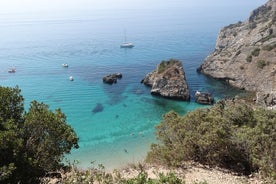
[{"x1": 120, "y1": 30, "x2": 134, "y2": 48}]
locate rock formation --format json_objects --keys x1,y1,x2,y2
[
  {"x1": 103, "y1": 73, "x2": 122, "y2": 84},
  {"x1": 195, "y1": 91, "x2": 214, "y2": 105},
  {"x1": 198, "y1": 0, "x2": 276, "y2": 109},
  {"x1": 141, "y1": 59, "x2": 190, "y2": 101}
]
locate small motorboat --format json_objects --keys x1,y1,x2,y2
[
  {"x1": 69, "y1": 76, "x2": 74, "y2": 81},
  {"x1": 62, "y1": 63, "x2": 69, "y2": 67},
  {"x1": 8, "y1": 68, "x2": 16, "y2": 73}
]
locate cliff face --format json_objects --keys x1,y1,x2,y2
[
  {"x1": 198, "y1": 0, "x2": 276, "y2": 108},
  {"x1": 141, "y1": 59, "x2": 190, "y2": 101}
]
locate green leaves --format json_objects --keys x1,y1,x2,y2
[
  {"x1": 23, "y1": 101, "x2": 79, "y2": 171},
  {"x1": 0, "y1": 86, "x2": 24, "y2": 126},
  {"x1": 147, "y1": 100, "x2": 276, "y2": 178},
  {"x1": 0, "y1": 86, "x2": 79, "y2": 183}
]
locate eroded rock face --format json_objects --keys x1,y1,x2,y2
[
  {"x1": 198, "y1": 0, "x2": 276, "y2": 108},
  {"x1": 141, "y1": 59, "x2": 190, "y2": 101},
  {"x1": 256, "y1": 91, "x2": 276, "y2": 109}
]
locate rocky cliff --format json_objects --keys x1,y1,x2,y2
[
  {"x1": 198, "y1": 0, "x2": 276, "y2": 109},
  {"x1": 141, "y1": 59, "x2": 190, "y2": 101}
]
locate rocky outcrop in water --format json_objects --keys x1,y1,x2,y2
[
  {"x1": 198, "y1": 0, "x2": 276, "y2": 109},
  {"x1": 103, "y1": 73, "x2": 122, "y2": 84},
  {"x1": 141, "y1": 59, "x2": 190, "y2": 101},
  {"x1": 195, "y1": 91, "x2": 214, "y2": 105}
]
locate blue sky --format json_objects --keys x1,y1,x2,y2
[{"x1": 0, "y1": 0, "x2": 268, "y2": 13}]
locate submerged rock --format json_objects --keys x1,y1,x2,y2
[
  {"x1": 103, "y1": 73, "x2": 122, "y2": 84},
  {"x1": 141, "y1": 59, "x2": 190, "y2": 101},
  {"x1": 195, "y1": 91, "x2": 214, "y2": 105},
  {"x1": 92, "y1": 103, "x2": 104, "y2": 113}
]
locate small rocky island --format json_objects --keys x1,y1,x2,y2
[
  {"x1": 103, "y1": 73, "x2": 122, "y2": 84},
  {"x1": 197, "y1": 0, "x2": 276, "y2": 109},
  {"x1": 141, "y1": 59, "x2": 190, "y2": 101}
]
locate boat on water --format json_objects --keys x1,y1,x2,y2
[
  {"x1": 120, "y1": 30, "x2": 134, "y2": 48},
  {"x1": 8, "y1": 68, "x2": 16, "y2": 73},
  {"x1": 120, "y1": 42, "x2": 134, "y2": 48},
  {"x1": 69, "y1": 76, "x2": 74, "y2": 81},
  {"x1": 62, "y1": 63, "x2": 69, "y2": 67}
]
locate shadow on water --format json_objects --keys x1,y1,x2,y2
[
  {"x1": 92, "y1": 103, "x2": 104, "y2": 113},
  {"x1": 189, "y1": 73, "x2": 250, "y2": 101},
  {"x1": 141, "y1": 96, "x2": 188, "y2": 115},
  {"x1": 202, "y1": 75, "x2": 250, "y2": 99},
  {"x1": 102, "y1": 82, "x2": 128, "y2": 105}
]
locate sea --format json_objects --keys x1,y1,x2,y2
[{"x1": 0, "y1": 2, "x2": 264, "y2": 170}]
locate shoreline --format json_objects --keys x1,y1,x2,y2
[{"x1": 65, "y1": 130, "x2": 155, "y2": 171}]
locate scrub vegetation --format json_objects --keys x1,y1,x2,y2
[
  {"x1": 0, "y1": 86, "x2": 79, "y2": 183},
  {"x1": 146, "y1": 100, "x2": 276, "y2": 179},
  {"x1": 1, "y1": 86, "x2": 275, "y2": 183}
]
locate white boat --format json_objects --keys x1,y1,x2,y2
[
  {"x1": 62, "y1": 63, "x2": 69, "y2": 67},
  {"x1": 120, "y1": 42, "x2": 134, "y2": 48},
  {"x1": 69, "y1": 76, "x2": 74, "y2": 81},
  {"x1": 8, "y1": 68, "x2": 16, "y2": 73},
  {"x1": 120, "y1": 30, "x2": 134, "y2": 48}
]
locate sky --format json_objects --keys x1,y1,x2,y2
[{"x1": 0, "y1": 0, "x2": 268, "y2": 14}]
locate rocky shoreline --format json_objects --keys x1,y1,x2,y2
[{"x1": 197, "y1": 0, "x2": 276, "y2": 109}]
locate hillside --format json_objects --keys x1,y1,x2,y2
[{"x1": 198, "y1": 0, "x2": 276, "y2": 109}]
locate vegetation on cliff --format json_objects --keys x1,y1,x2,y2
[
  {"x1": 0, "y1": 86, "x2": 79, "y2": 183},
  {"x1": 146, "y1": 100, "x2": 276, "y2": 179},
  {"x1": 198, "y1": 0, "x2": 276, "y2": 108},
  {"x1": 157, "y1": 59, "x2": 179, "y2": 74}
]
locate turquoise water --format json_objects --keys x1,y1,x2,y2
[{"x1": 0, "y1": 6, "x2": 258, "y2": 169}]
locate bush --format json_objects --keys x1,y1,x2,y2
[
  {"x1": 157, "y1": 59, "x2": 179, "y2": 74},
  {"x1": 0, "y1": 86, "x2": 79, "y2": 183},
  {"x1": 262, "y1": 44, "x2": 276, "y2": 51},
  {"x1": 146, "y1": 100, "x2": 276, "y2": 179},
  {"x1": 256, "y1": 60, "x2": 266, "y2": 69},
  {"x1": 246, "y1": 55, "x2": 252, "y2": 62},
  {"x1": 251, "y1": 48, "x2": 260, "y2": 57}
]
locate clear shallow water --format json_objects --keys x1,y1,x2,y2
[{"x1": 0, "y1": 7, "x2": 253, "y2": 169}]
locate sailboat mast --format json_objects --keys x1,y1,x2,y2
[
  {"x1": 120, "y1": 29, "x2": 134, "y2": 48},
  {"x1": 124, "y1": 29, "x2": 127, "y2": 43}
]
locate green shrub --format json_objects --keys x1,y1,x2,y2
[
  {"x1": 262, "y1": 44, "x2": 276, "y2": 51},
  {"x1": 256, "y1": 60, "x2": 266, "y2": 69},
  {"x1": 251, "y1": 48, "x2": 260, "y2": 57},
  {"x1": 157, "y1": 59, "x2": 179, "y2": 74},
  {"x1": 0, "y1": 86, "x2": 79, "y2": 183},
  {"x1": 146, "y1": 100, "x2": 276, "y2": 179},
  {"x1": 246, "y1": 55, "x2": 252, "y2": 62},
  {"x1": 249, "y1": 22, "x2": 257, "y2": 29},
  {"x1": 259, "y1": 35, "x2": 276, "y2": 43}
]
